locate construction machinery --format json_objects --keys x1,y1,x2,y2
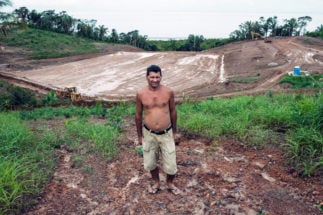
[
  {"x1": 56, "y1": 86, "x2": 82, "y2": 102},
  {"x1": 251, "y1": 31, "x2": 272, "y2": 43},
  {"x1": 264, "y1": 38, "x2": 272, "y2": 43},
  {"x1": 251, "y1": 31, "x2": 264, "y2": 40}
]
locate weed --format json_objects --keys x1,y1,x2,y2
[
  {"x1": 135, "y1": 146, "x2": 143, "y2": 156},
  {"x1": 71, "y1": 154, "x2": 84, "y2": 168}
]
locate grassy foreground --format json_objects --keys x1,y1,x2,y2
[
  {"x1": 0, "y1": 103, "x2": 134, "y2": 214},
  {"x1": 0, "y1": 90, "x2": 322, "y2": 213},
  {"x1": 178, "y1": 92, "x2": 322, "y2": 176}
]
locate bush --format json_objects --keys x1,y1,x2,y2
[{"x1": 0, "y1": 80, "x2": 37, "y2": 110}]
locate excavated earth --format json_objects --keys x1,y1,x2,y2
[
  {"x1": 1, "y1": 36, "x2": 322, "y2": 101},
  {"x1": 0, "y1": 37, "x2": 323, "y2": 214}
]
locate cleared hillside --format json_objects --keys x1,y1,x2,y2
[{"x1": 1, "y1": 36, "x2": 322, "y2": 101}]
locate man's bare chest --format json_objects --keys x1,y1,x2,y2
[{"x1": 142, "y1": 94, "x2": 169, "y2": 109}]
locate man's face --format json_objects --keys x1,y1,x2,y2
[{"x1": 147, "y1": 71, "x2": 162, "y2": 89}]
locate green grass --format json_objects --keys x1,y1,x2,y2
[
  {"x1": 0, "y1": 112, "x2": 55, "y2": 214},
  {"x1": 1, "y1": 27, "x2": 99, "y2": 59},
  {"x1": 178, "y1": 92, "x2": 323, "y2": 176},
  {"x1": 0, "y1": 102, "x2": 135, "y2": 214},
  {"x1": 279, "y1": 73, "x2": 323, "y2": 89},
  {"x1": 1, "y1": 90, "x2": 322, "y2": 213}
]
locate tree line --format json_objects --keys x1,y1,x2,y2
[
  {"x1": 230, "y1": 16, "x2": 313, "y2": 40},
  {"x1": 1, "y1": 4, "x2": 232, "y2": 51}
]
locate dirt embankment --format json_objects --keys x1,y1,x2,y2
[{"x1": 1, "y1": 36, "x2": 322, "y2": 101}]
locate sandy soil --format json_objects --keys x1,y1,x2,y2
[
  {"x1": 1, "y1": 37, "x2": 323, "y2": 214},
  {"x1": 1, "y1": 36, "x2": 322, "y2": 101}
]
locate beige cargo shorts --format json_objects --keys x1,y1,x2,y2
[{"x1": 142, "y1": 128, "x2": 177, "y2": 175}]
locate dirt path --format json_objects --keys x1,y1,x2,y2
[{"x1": 25, "y1": 118, "x2": 322, "y2": 215}]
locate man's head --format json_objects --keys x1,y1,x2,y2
[
  {"x1": 146, "y1": 65, "x2": 162, "y2": 89},
  {"x1": 146, "y1": 65, "x2": 162, "y2": 76}
]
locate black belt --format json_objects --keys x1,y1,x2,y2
[{"x1": 144, "y1": 124, "x2": 172, "y2": 135}]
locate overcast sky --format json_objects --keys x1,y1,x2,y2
[{"x1": 5, "y1": 0, "x2": 323, "y2": 39}]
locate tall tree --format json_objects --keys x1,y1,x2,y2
[
  {"x1": 56, "y1": 11, "x2": 75, "y2": 34},
  {"x1": 297, "y1": 16, "x2": 312, "y2": 36},
  {"x1": 266, "y1": 16, "x2": 278, "y2": 37},
  {"x1": 97, "y1": 25, "x2": 108, "y2": 41},
  {"x1": 284, "y1": 18, "x2": 298, "y2": 36},
  {"x1": 39, "y1": 10, "x2": 56, "y2": 31},
  {"x1": 13, "y1": 6, "x2": 29, "y2": 27},
  {"x1": 110, "y1": 28, "x2": 119, "y2": 43},
  {"x1": 28, "y1": 9, "x2": 41, "y2": 27}
]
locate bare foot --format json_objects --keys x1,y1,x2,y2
[
  {"x1": 167, "y1": 184, "x2": 182, "y2": 195},
  {"x1": 148, "y1": 183, "x2": 160, "y2": 194}
]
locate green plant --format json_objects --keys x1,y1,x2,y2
[
  {"x1": 135, "y1": 146, "x2": 143, "y2": 156},
  {"x1": 0, "y1": 80, "x2": 38, "y2": 110},
  {"x1": 42, "y1": 91, "x2": 59, "y2": 105},
  {"x1": 0, "y1": 112, "x2": 55, "y2": 214},
  {"x1": 178, "y1": 93, "x2": 322, "y2": 175},
  {"x1": 71, "y1": 154, "x2": 84, "y2": 168},
  {"x1": 279, "y1": 73, "x2": 323, "y2": 89}
]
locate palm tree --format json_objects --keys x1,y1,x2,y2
[
  {"x1": 284, "y1": 18, "x2": 298, "y2": 36},
  {"x1": 97, "y1": 25, "x2": 108, "y2": 41},
  {"x1": 266, "y1": 16, "x2": 278, "y2": 37},
  {"x1": 297, "y1": 16, "x2": 312, "y2": 36},
  {"x1": 56, "y1": 11, "x2": 75, "y2": 34},
  {"x1": 110, "y1": 28, "x2": 119, "y2": 43}
]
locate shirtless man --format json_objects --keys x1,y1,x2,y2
[{"x1": 135, "y1": 65, "x2": 181, "y2": 195}]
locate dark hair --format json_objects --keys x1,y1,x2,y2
[{"x1": 146, "y1": 65, "x2": 162, "y2": 76}]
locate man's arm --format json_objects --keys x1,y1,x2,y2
[
  {"x1": 169, "y1": 90, "x2": 177, "y2": 135},
  {"x1": 135, "y1": 92, "x2": 143, "y2": 145}
]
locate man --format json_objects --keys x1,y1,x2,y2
[{"x1": 135, "y1": 65, "x2": 181, "y2": 195}]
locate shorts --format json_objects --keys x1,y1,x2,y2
[{"x1": 142, "y1": 127, "x2": 177, "y2": 175}]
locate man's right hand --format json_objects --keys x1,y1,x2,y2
[{"x1": 135, "y1": 137, "x2": 142, "y2": 146}]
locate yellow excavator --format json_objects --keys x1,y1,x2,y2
[
  {"x1": 251, "y1": 31, "x2": 264, "y2": 40},
  {"x1": 251, "y1": 31, "x2": 272, "y2": 43},
  {"x1": 56, "y1": 86, "x2": 82, "y2": 102}
]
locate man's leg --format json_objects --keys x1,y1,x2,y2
[
  {"x1": 167, "y1": 174, "x2": 181, "y2": 195},
  {"x1": 151, "y1": 167, "x2": 160, "y2": 184},
  {"x1": 148, "y1": 167, "x2": 160, "y2": 193}
]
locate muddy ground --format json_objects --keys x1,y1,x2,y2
[
  {"x1": 0, "y1": 37, "x2": 323, "y2": 214},
  {"x1": 23, "y1": 117, "x2": 322, "y2": 215}
]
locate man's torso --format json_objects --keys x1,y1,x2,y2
[{"x1": 140, "y1": 86, "x2": 171, "y2": 131}]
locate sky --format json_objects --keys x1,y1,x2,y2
[{"x1": 4, "y1": 0, "x2": 323, "y2": 39}]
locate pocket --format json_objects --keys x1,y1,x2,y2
[
  {"x1": 164, "y1": 131, "x2": 175, "y2": 154},
  {"x1": 142, "y1": 129, "x2": 151, "y2": 152},
  {"x1": 143, "y1": 141, "x2": 150, "y2": 152},
  {"x1": 164, "y1": 141, "x2": 175, "y2": 154}
]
